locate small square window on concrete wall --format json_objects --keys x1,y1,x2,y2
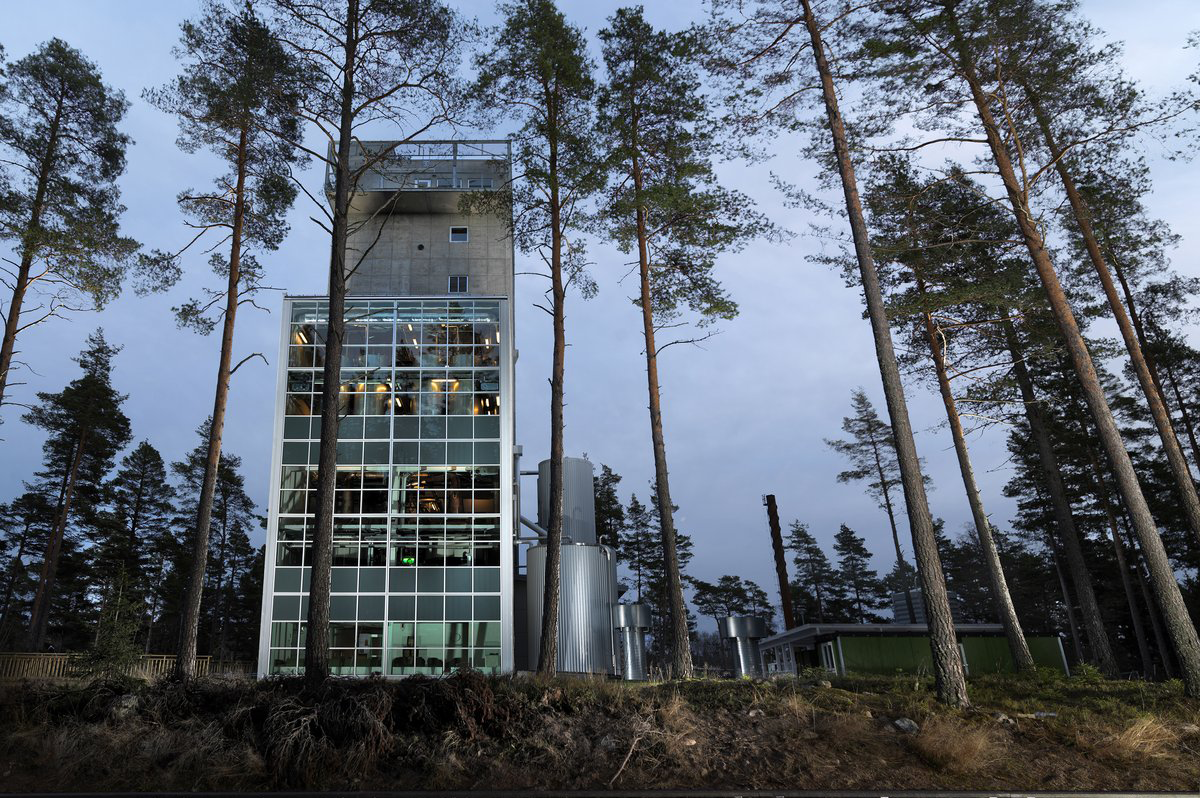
[
  {"x1": 449, "y1": 226, "x2": 469, "y2": 242},
  {"x1": 448, "y1": 274, "x2": 468, "y2": 293}
]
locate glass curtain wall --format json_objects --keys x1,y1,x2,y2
[{"x1": 266, "y1": 299, "x2": 505, "y2": 676}]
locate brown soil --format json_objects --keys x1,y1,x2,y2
[{"x1": 1, "y1": 670, "x2": 1198, "y2": 792}]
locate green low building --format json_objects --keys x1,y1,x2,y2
[{"x1": 760, "y1": 623, "x2": 1069, "y2": 677}]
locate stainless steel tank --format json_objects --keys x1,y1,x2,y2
[
  {"x1": 613, "y1": 603, "x2": 651, "y2": 681},
  {"x1": 719, "y1": 616, "x2": 768, "y2": 679},
  {"x1": 537, "y1": 457, "x2": 597, "y2": 544},
  {"x1": 526, "y1": 542, "x2": 618, "y2": 674}
]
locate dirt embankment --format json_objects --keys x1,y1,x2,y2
[{"x1": 1, "y1": 670, "x2": 1198, "y2": 792}]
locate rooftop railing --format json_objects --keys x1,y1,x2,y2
[{"x1": 325, "y1": 139, "x2": 511, "y2": 194}]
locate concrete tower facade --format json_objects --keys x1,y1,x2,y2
[{"x1": 257, "y1": 141, "x2": 516, "y2": 677}]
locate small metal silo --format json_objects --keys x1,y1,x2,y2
[
  {"x1": 613, "y1": 603, "x2": 651, "y2": 680},
  {"x1": 719, "y1": 616, "x2": 768, "y2": 678}
]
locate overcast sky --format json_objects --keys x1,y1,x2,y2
[{"x1": 2, "y1": 0, "x2": 1199, "y2": 622}]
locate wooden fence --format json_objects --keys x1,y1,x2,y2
[{"x1": 0, "y1": 653, "x2": 255, "y2": 683}]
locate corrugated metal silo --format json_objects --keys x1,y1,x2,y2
[
  {"x1": 526, "y1": 542, "x2": 619, "y2": 674},
  {"x1": 537, "y1": 457, "x2": 597, "y2": 544}
]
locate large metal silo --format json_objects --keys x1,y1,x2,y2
[
  {"x1": 537, "y1": 457, "x2": 597, "y2": 544},
  {"x1": 526, "y1": 542, "x2": 618, "y2": 674}
]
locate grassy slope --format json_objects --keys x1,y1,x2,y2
[{"x1": 1, "y1": 669, "x2": 1198, "y2": 792}]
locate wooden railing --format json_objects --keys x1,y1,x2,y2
[{"x1": 0, "y1": 653, "x2": 255, "y2": 683}]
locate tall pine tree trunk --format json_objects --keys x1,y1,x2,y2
[
  {"x1": 1000, "y1": 315, "x2": 1117, "y2": 674},
  {"x1": 800, "y1": 0, "x2": 967, "y2": 707},
  {"x1": 0, "y1": 93, "x2": 63, "y2": 414},
  {"x1": 872, "y1": 439, "x2": 916, "y2": 620},
  {"x1": 630, "y1": 129, "x2": 692, "y2": 679},
  {"x1": 1049, "y1": 544, "x2": 1085, "y2": 665},
  {"x1": 1026, "y1": 89, "x2": 1200, "y2": 551},
  {"x1": 27, "y1": 430, "x2": 88, "y2": 650},
  {"x1": 1162, "y1": 359, "x2": 1200, "y2": 476},
  {"x1": 918, "y1": 283, "x2": 1033, "y2": 671},
  {"x1": 176, "y1": 127, "x2": 249, "y2": 680},
  {"x1": 1080, "y1": 444, "x2": 1153, "y2": 676},
  {"x1": 537, "y1": 86, "x2": 566, "y2": 677},
  {"x1": 943, "y1": 7, "x2": 1200, "y2": 693},
  {"x1": 305, "y1": 1, "x2": 357, "y2": 685}
]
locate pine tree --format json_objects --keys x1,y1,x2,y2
[
  {"x1": 691, "y1": 575, "x2": 749, "y2": 634},
  {"x1": 268, "y1": 0, "x2": 469, "y2": 685},
  {"x1": 22, "y1": 330, "x2": 130, "y2": 650},
  {"x1": 743, "y1": 580, "x2": 777, "y2": 631},
  {"x1": 91, "y1": 441, "x2": 176, "y2": 649},
  {"x1": 595, "y1": 7, "x2": 771, "y2": 679},
  {"x1": 864, "y1": 157, "x2": 1035, "y2": 670},
  {"x1": 616, "y1": 494, "x2": 654, "y2": 602},
  {"x1": 857, "y1": 0, "x2": 1200, "y2": 694},
  {"x1": 146, "y1": 0, "x2": 304, "y2": 680},
  {"x1": 825, "y1": 388, "x2": 921, "y2": 617},
  {"x1": 0, "y1": 40, "x2": 141, "y2": 418},
  {"x1": 0, "y1": 491, "x2": 54, "y2": 648},
  {"x1": 711, "y1": 0, "x2": 967, "y2": 707},
  {"x1": 80, "y1": 567, "x2": 142, "y2": 679},
  {"x1": 592, "y1": 463, "x2": 625, "y2": 549},
  {"x1": 832, "y1": 524, "x2": 888, "y2": 623},
  {"x1": 474, "y1": 0, "x2": 603, "y2": 677},
  {"x1": 173, "y1": 421, "x2": 259, "y2": 663},
  {"x1": 785, "y1": 521, "x2": 836, "y2": 624}
]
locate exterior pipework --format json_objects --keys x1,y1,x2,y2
[
  {"x1": 526, "y1": 543, "x2": 619, "y2": 674},
  {"x1": 613, "y1": 604, "x2": 651, "y2": 681},
  {"x1": 719, "y1": 616, "x2": 768, "y2": 679}
]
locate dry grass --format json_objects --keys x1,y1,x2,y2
[
  {"x1": 1089, "y1": 716, "x2": 1180, "y2": 762},
  {"x1": 909, "y1": 716, "x2": 999, "y2": 773},
  {"x1": 1, "y1": 672, "x2": 1198, "y2": 792}
]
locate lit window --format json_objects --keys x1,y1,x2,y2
[
  {"x1": 449, "y1": 226, "x2": 469, "y2": 243},
  {"x1": 448, "y1": 275, "x2": 468, "y2": 293}
]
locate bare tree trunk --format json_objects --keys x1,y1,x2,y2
[
  {"x1": 918, "y1": 284, "x2": 1033, "y2": 672},
  {"x1": 800, "y1": 0, "x2": 967, "y2": 707},
  {"x1": 0, "y1": 93, "x2": 63, "y2": 414},
  {"x1": 0, "y1": 529, "x2": 30, "y2": 647},
  {"x1": 1027, "y1": 90, "x2": 1200, "y2": 551},
  {"x1": 305, "y1": 1, "x2": 358, "y2": 686},
  {"x1": 1113, "y1": 509, "x2": 1177, "y2": 679},
  {"x1": 1082, "y1": 447, "x2": 1153, "y2": 677},
  {"x1": 1000, "y1": 316, "x2": 1117, "y2": 674},
  {"x1": 946, "y1": 8, "x2": 1200, "y2": 695},
  {"x1": 629, "y1": 129, "x2": 693, "y2": 680},
  {"x1": 871, "y1": 437, "x2": 915, "y2": 621},
  {"x1": 1062, "y1": 375, "x2": 1155, "y2": 678},
  {"x1": 27, "y1": 431, "x2": 88, "y2": 650},
  {"x1": 1049, "y1": 545, "x2": 1084, "y2": 665},
  {"x1": 175, "y1": 127, "x2": 249, "y2": 680},
  {"x1": 537, "y1": 85, "x2": 566, "y2": 677},
  {"x1": 1162, "y1": 359, "x2": 1200, "y2": 477}
]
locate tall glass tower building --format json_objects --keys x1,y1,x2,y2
[{"x1": 257, "y1": 141, "x2": 515, "y2": 677}]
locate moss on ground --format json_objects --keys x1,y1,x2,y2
[{"x1": 1, "y1": 670, "x2": 1198, "y2": 792}]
